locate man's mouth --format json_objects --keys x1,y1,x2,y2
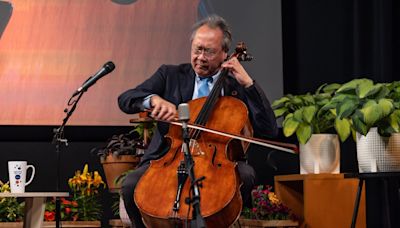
[{"x1": 196, "y1": 63, "x2": 208, "y2": 70}]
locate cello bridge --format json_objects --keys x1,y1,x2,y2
[{"x1": 189, "y1": 139, "x2": 204, "y2": 156}]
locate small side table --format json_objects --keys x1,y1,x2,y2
[
  {"x1": 275, "y1": 173, "x2": 366, "y2": 228},
  {"x1": 345, "y1": 172, "x2": 400, "y2": 228},
  {"x1": 0, "y1": 192, "x2": 69, "y2": 228}
]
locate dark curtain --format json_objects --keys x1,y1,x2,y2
[
  {"x1": 282, "y1": 0, "x2": 399, "y2": 95},
  {"x1": 281, "y1": 0, "x2": 400, "y2": 172},
  {"x1": 281, "y1": 1, "x2": 400, "y2": 226}
]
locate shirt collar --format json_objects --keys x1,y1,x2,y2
[{"x1": 195, "y1": 70, "x2": 221, "y2": 83}]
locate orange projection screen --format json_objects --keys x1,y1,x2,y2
[{"x1": 0, "y1": 0, "x2": 199, "y2": 126}]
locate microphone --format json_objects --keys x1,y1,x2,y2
[
  {"x1": 73, "y1": 61, "x2": 115, "y2": 96},
  {"x1": 178, "y1": 103, "x2": 190, "y2": 141}
]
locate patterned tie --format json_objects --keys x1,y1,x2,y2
[{"x1": 197, "y1": 77, "x2": 213, "y2": 98}]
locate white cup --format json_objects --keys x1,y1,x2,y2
[{"x1": 8, "y1": 161, "x2": 35, "y2": 193}]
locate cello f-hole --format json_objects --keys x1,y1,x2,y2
[{"x1": 211, "y1": 145, "x2": 217, "y2": 165}]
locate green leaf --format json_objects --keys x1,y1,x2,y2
[
  {"x1": 272, "y1": 97, "x2": 290, "y2": 108},
  {"x1": 315, "y1": 83, "x2": 327, "y2": 94},
  {"x1": 389, "y1": 110, "x2": 400, "y2": 132},
  {"x1": 336, "y1": 99, "x2": 358, "y2": 119},
  {"x1": 351, "y1": 128, "x2": 357, "y2": 141},
  {"x1": 360, "y1": 100, "x2": 381, "y2": 126},
  {"x1": 316, "y1": 98, "x2": 330, "y2": 107},
  {"x1": 329, "y1": 108, "x2": 337, "y2": 116},
  {"x1": 273, "y1": 107, "x2": 288, "y2": 118},
  {"x1": 296, "y1": 122, "x2": 312, "y2": 144},
  {"x1": 356, "y1": 79, "x2": 374, "y2": 98},
  {"x1": 293, "y1": 109, "x2": 303, "y2": 122},
  {"x1": 331, "y1": 93, "x2": 358, "y2": 103},
  {"x1": 336, "y1": 78, "x2": 367, "y2": 94},
  {"x1": 352, "y1": 111, "x2": 369, "y2": 135},
  {"x1": 283, "y1": 117, "x2": 299, "y2": 137},
  {"x1": 283, "y1": 113, "x2": 293, "y2": 126},
  {"x1": 378, "y1": 98, "x2": 394, "y2": 117},
  {"x1": 314, "y1": 93, "x2": 331, "y2": 101},
  {"x1": 302, "y1": 94, "x2": 315, "y2": 105},
  {"x1": 387, "y1": 81, "x2": 400, "y2": 91},
  {"x1": 375, "y1": 85, "x2": 390, "y2": 99},
  {"x1": 322, "y1": 83, "x2": 341, "y2": 94},
  {"x1": 335, "y1": 117, "x2": 351, "y2": 142},
  {"x1": 394, "y1": 101, "x2": 400, "y2": 109},
  {"x1": 303, "y1": 105, "x2": 317, "y2": 123}
]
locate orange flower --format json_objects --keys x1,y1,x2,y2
[
  {"x1": 71, "y1": 200, "x2": 78, "y2": 207},
  {"x1": 61, "y1": 198, "x2": 72, "y2": 205}
]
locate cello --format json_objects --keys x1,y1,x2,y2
[{"x1": 133, "y1": 43, "x2": 292, "y2": 227}]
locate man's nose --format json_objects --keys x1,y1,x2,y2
[{"x1": 197, "y1": 52, "x2": 207, "y2": 60}]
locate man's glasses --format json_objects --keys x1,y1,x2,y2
[{"x1": 191, "y1": 46, "x2": 221, "y2": 59}]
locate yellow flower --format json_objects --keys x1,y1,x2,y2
[
  {"x1": 92, "y1": 171, "x2": 104, "y2": 187},
  {"x1": 0, "y1": 181, "x2": 11, "y2": 193},
  {"x1": 268, "y1": 192, "x2": 280, "y2": 205},
  {"x1": 67, "y1": 164, "x2": 105, "y2": 196}
]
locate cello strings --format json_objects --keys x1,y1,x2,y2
[{"x1": 191, "y1": 70, "x2": 226, "y2": 140}]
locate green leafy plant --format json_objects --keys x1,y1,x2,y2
[
  {"x1": 111, "y1": 194, "x2": 120, "y2": 217},
  {"x1": 0, "y1": 181, "x2": 24, "y2": 222},
  {"x1": 272, "y1": 83, "x2": 341, "y2": 144},
  {"x1": 322, "y1": 79, "x2": 400, "y2": 141},
  {"x1": 92, "y1": 122, "x2": 156, "y2": 162},
  {"x1": 133, "y1": 122, "x2": 157, "y2": 141},
  {"x1": 44, "y1": 164, "x2": 106, "y2": 221}
]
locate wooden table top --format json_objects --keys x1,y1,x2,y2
[{"x1": 0, "y1": 192, "x2": 69, "y2": 197}]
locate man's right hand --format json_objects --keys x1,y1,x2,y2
[{"x1": 150, "y1": 95, "x2": 177, "y2": 121}]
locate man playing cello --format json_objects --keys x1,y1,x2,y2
[{"x1": 118, "y1": 15, "x2": 278, "y2": 227}]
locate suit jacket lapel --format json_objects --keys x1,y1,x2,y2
[
  {"x1": 223, "y1": 76, "x2": 239, "y2": 98},
  {"x1": 179, "y1": 66, "x2": 196, "y2": 103}
]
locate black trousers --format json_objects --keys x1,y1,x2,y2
[{"x1": 121, "y1": 161, "x2": 256, "y2": 228}]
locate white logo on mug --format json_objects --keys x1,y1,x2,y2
[{"x1": 8, "y1": 161, "x2": 35, "y2": 193}]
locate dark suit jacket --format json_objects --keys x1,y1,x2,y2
[{"x1": 118, "y1": 63, "x2": 278, "y2": 165}]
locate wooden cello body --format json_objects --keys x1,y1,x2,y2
[{"x1": 134, "y1": 96, "x2": 251, "y2": 227}]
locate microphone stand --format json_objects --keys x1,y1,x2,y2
[
  {"x1": 52, "y1": 91, "x2": 84, "y2": 228},
  {"x1": 181, "y1": 120, "x2": 206, "y2": 228}
]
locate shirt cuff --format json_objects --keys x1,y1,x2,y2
[{"x1": 142, "y1": 94, "x2": 155, "y2": 109}]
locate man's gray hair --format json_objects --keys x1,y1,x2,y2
[{"x1": 191, "y1": 15, "x2": 232, "y2": 53}]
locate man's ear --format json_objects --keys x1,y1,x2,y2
[{"x1": 223, "y1": 52, "x2": 228, "y2": 61}]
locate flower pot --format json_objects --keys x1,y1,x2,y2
[
  {"x1": 299, "y1": 134, "x2": 340, "y2": 174},
  {"x1": 237, "y1": 218, "x2": 298, "y2": 227},
  {"x1": 101, "y1": 154, "x2": 140, "y2": 192},
  {"x1": 356, "y1": 128, "x2": 400, "y2": 172}
]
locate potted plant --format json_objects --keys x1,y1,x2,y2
[
  {"x1": 272, "y1": 83, "x2": 341, "y2": 174},
  {"x1": 323, "y1": 78, "x2": 400, "y2": 172},
  {"x1": 43, "y1": 164, "x2": 105, "y2": 227},
  {"x1": 92, "y1": 129, "x2": 144, "y2": 192},
  {"x1": 0, "y1": 180, "x2": 24, "y2": 226},
  {"x1": 322, "y1": 79, "x2": 398, "y2": 139},
  {"x1": 273, "y1": 83, "x2": 340, "y2": 144},
  {"x1": 239, "y1": 185, "x2": 298, "y2": 227}
]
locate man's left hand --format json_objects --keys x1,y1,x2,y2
[{"x1": 221, "y1": 57, "x2": 253, "y2": 88}]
